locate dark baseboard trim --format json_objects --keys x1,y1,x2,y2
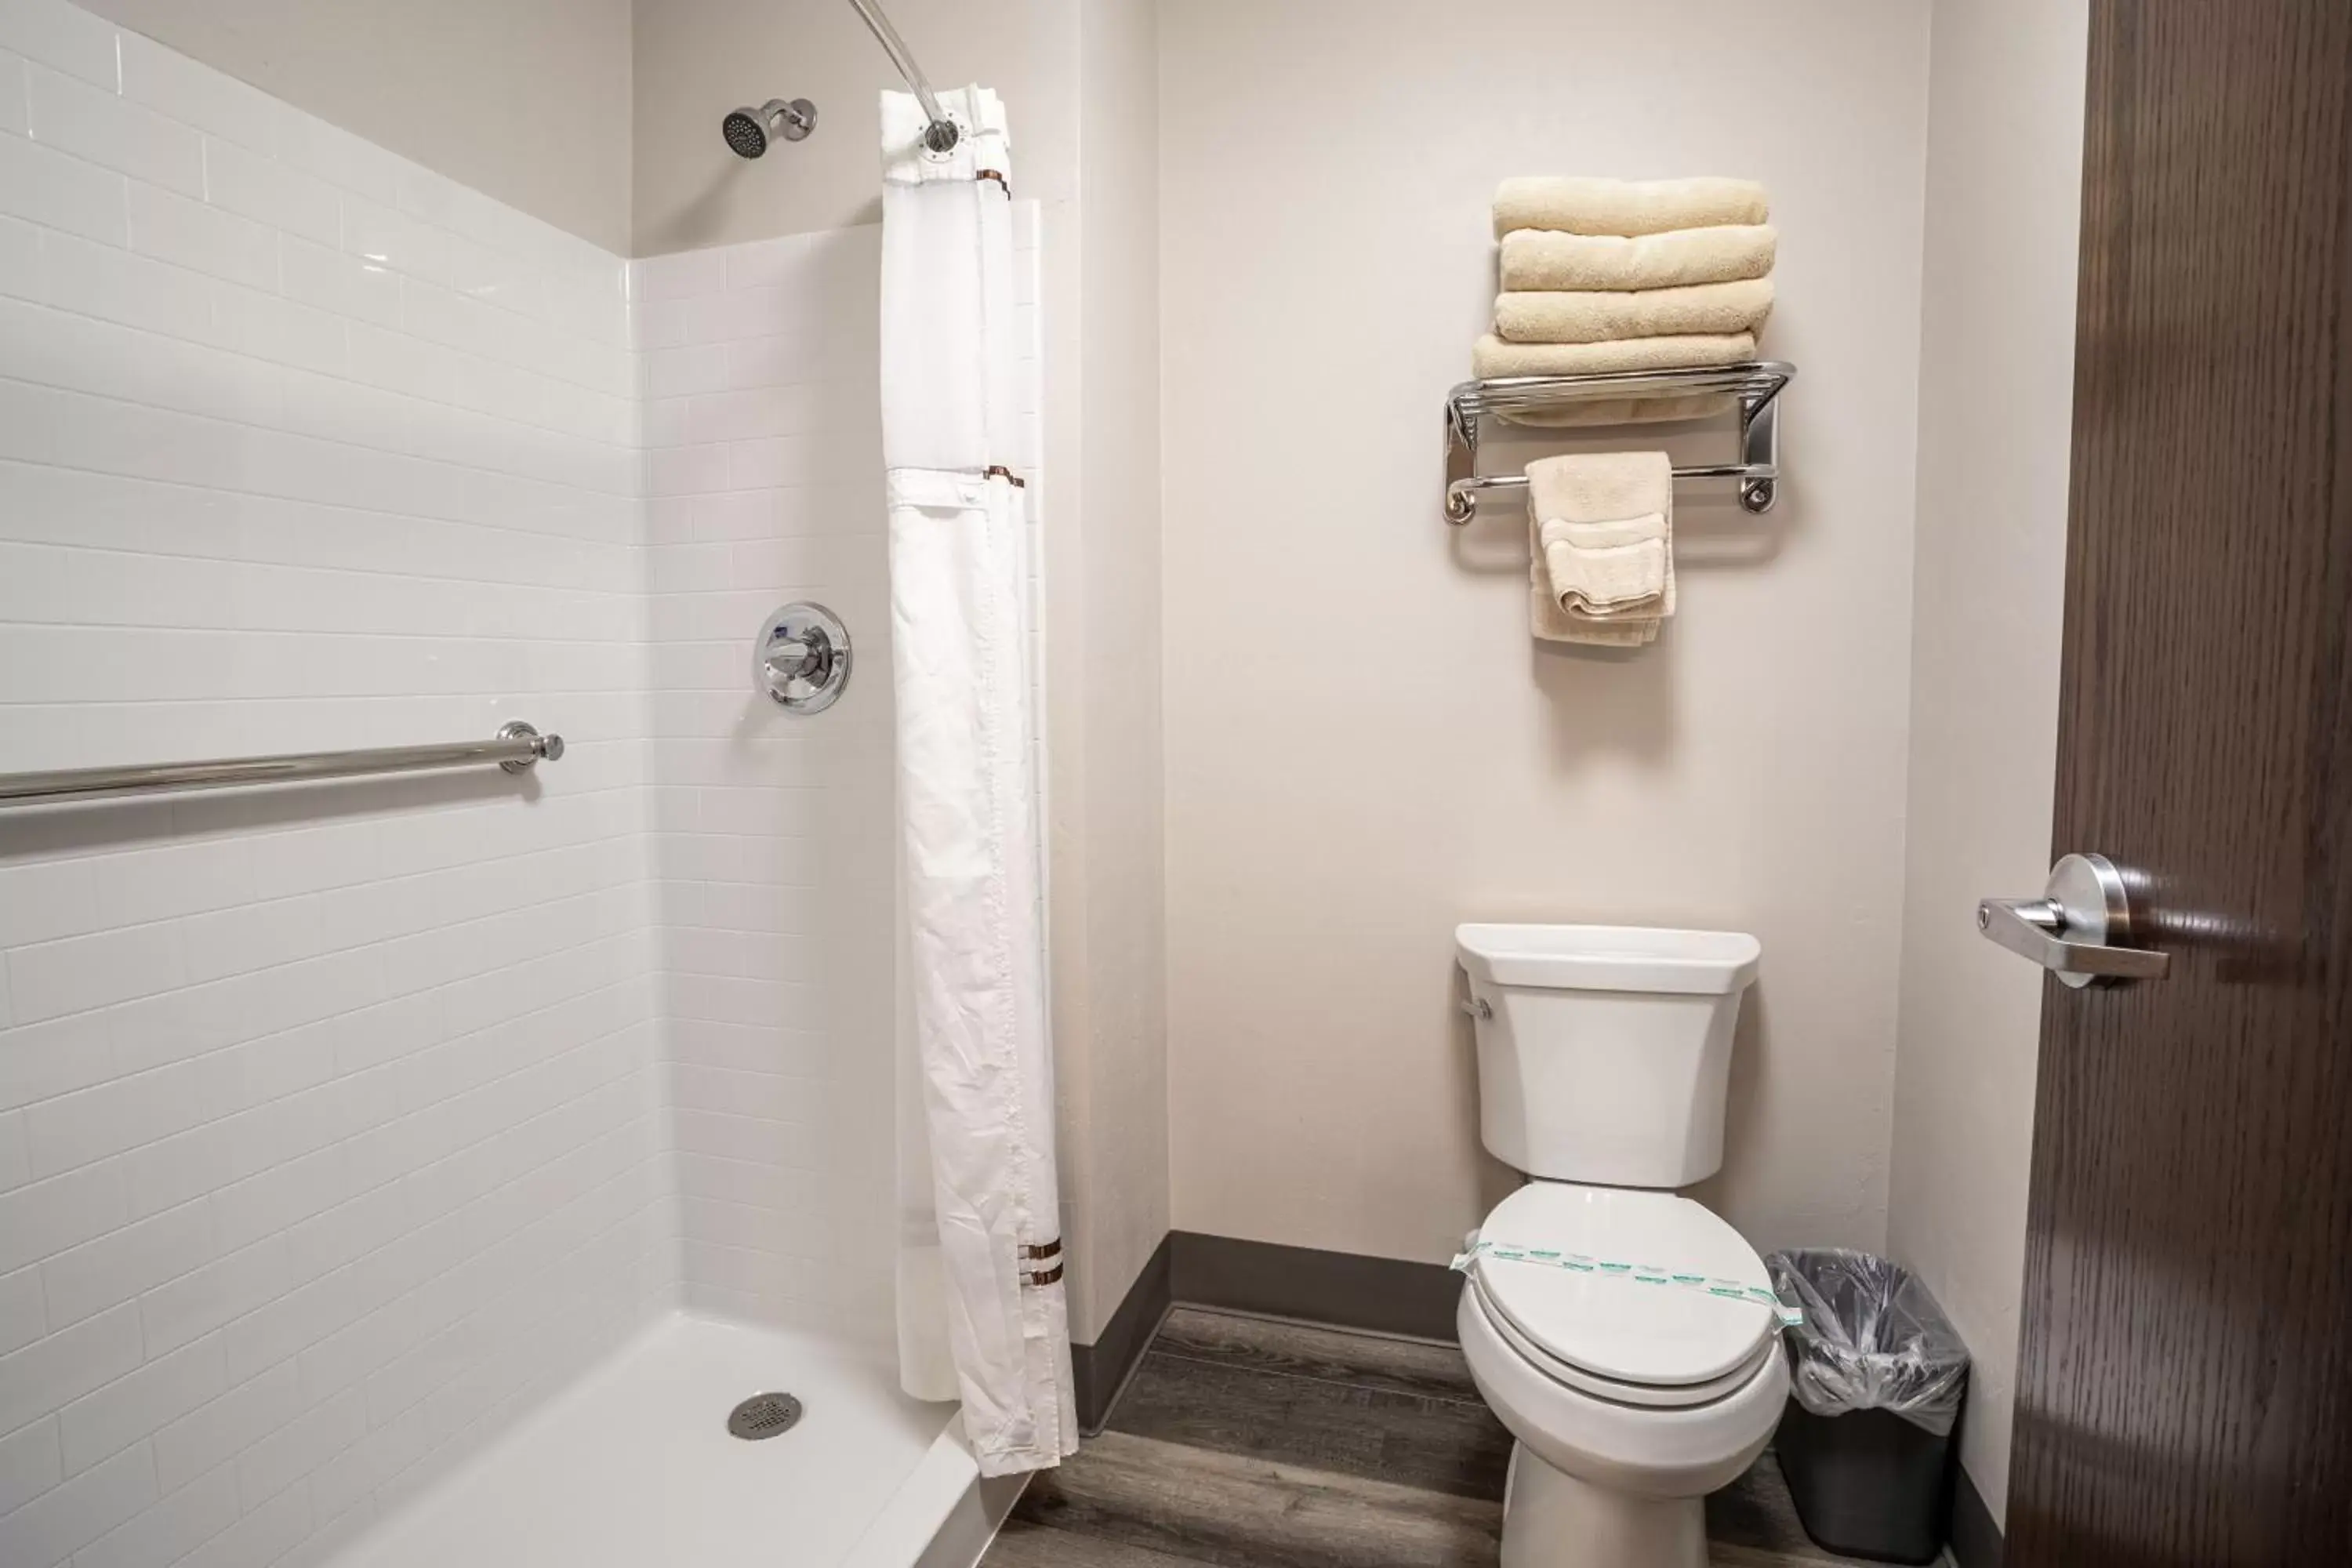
[
  {"x1": 1948, "y1": 1464, "x2": 2004, "y2": 1568},
  {"x1": 1168, "y1": 1230, "x2": 1464, "y2": 1341},
  {"x1": 1071, "y1": 1234, "x2": 1172, "y2": 1436},
  {"x1": 1069, "y1": 1231, "x2": 1461, "y2": 1431}
]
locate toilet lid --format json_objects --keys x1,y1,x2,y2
[{"x1": 1471, "y1": 1184, "x2": 1780, "y2": 1391}]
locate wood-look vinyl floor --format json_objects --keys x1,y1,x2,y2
[{"x1": 985, "y1": 1308, "x2": 1879, "y2": 1568}]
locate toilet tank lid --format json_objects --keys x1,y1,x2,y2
[{"x1": 1456, "y1": 924, "x2": 1761, "y2": 995}]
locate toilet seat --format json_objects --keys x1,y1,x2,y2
[
  {"x1": 1469, "y1": 1272, "x2": 1774, "y2": 1410},
  {"x1": 1470, "y1": 1183, "x2": 1780, "y2": 1405}
]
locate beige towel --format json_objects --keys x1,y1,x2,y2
[
  {"x1": 1502, "y1": 392, "x2": 1735, "y2": 429},
  {"x1": 1526, "y1": 452, "x2": 1675, "y2": 647},
  {"x1": 1475, "y1": 333, "x2": 1751, "y2": 428},
  {"x1": 1542, "y1": 514, "x2": 1668, "y2": 612},
  {"x1": 1501, "y1": 225, "x2": 1778, "y2": 292},
  {"x1": 1529, "y1": 510, "x2": 1657, "y2": 646},
  {"x1": 1472, "y1": 332, "x2": 1755, "y2": 379},
  {"x1": 1497, "y1": 278, "x2": 1774, "y2": 346},
  {"x1": 1494, "y1": 176, "x2": 1769, "y2": 240}
]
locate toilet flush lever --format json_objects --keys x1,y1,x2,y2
[{"x1": 1977, "y1": 853, "x2": 2171, "y2": 989}]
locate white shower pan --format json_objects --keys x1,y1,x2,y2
[{"x1": 327, "y1": 1313, "x2": 1003, "y2": 1568}]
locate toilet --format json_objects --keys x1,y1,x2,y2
[{"x1": 1454, "y1": 924, "x2": 1783, "y2": 1568}]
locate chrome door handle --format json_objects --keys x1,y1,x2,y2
[{"x1": 1976, "y1": 852, "x2": 2170, "y2": 988}]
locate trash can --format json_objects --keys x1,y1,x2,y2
[{"x1": 1765, "y1": 1250, "x2": 1970, "y2": 1565}]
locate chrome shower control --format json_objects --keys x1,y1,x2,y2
[{"x1": 755, "y1": 604, "x2": 851, "y2": 713}]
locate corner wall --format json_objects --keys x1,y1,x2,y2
[
  {"x1": 1885, "y1": 0, "x2": 2089, "y2": 1526},
  {"x1": 1158, "y1": 0, "x2": 1933, "y2": 1269},
  {"x1": 1051, "y1": 0, "x2": 1168, "y2": 1345}
]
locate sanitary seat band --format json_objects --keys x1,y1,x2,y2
[{"x1": 1452, "y1": 1239, "x2": 1803, "y2": 1328}]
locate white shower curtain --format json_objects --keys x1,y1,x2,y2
[{"x1": 878, "y1": 86, "x2": 1076, "y2": 1476}]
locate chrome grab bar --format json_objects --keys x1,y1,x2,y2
[{"x1": 0, "y1": 721, "x2": 563, "y2": 809}]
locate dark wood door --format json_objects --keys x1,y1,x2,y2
[{"x1": 2008, "y1": 3, "x2": 2352, "y2": 1563}]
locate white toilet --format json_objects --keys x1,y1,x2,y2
[{"x1": 1454, "y1": 923, "x2": 1784, "y2": 1568}]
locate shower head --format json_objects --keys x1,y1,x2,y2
[{"x1": 723, "y1": 98, "x2": 817, "y2": 159}]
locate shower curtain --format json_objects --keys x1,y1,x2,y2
[{"x1": 878, "y1": 85, "x2": 1077, "y2": 1475}]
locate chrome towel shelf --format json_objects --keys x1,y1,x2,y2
[
  {"x1": 0, "y1": 721, "x2": 564, "y2": 809},
  {"x1": 1444, "y1": 361, "x2": 1795, "y2": 524}
]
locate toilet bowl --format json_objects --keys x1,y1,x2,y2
[
  {"x1": 1454, "y1": 924, "x2": 1778, "y2": 1568},
  {"x1": 1455, "y1": 1183, "x2": 1787, "y2": 1568}
]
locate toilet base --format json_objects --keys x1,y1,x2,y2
[{"x1": 1501, "y1": 1442, "x2": 1708, "y2": 1568}]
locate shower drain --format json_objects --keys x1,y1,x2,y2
[{"x1": 726, "y1": 1392, "x2": 804, "y2": 1441}]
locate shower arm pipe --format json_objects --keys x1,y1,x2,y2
[{"x1": 844, "y1": 0, "x2": 960, "y2": 154}]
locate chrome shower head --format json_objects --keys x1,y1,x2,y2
[{"x1": 723, "y1": 98, "x2": 816, "y2": 159}]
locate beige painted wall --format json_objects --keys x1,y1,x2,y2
[
  {"x1": 1886, "y1": 0, "x2": 2089, "y2": 1525},
  {"x1": 1050, "y1": 0, "x2": 1171, "y2": 1341},
  {"x1": 630, "y1": 0, "x2": 1077, "y2": 254},
  {"x1": 78, "y1": 0, "x2": 633, "y2": 252},
  {"x1": 1160, "y1": 0, "x2": 1933, "y2": 1265}
]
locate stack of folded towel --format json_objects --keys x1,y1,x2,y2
[
  {"x1": 1477, "y1": 176, "x2": 1776, "y2": 424},
  {"x1": 1528, "y1": 451, "x2": 1675, "y2": 647}
]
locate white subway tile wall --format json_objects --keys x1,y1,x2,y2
[
  {"x1": 0, "y1": 6, "x2": 1050, "y2": 1562},
  {"x1": 627, "y1": 207, "x2": 1044, "y2": 1336},
  {"x1": 0, "y1": 8, "x2": 674, "y2": 1566}
]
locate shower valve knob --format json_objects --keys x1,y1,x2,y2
[
  {"x1": 764, "y1": 638, "x2": 818, "y2": 681},
  {"x1": 754, "y1": 604, "x2": 852, "y2": 713}
]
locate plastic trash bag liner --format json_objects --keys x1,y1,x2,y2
[{"x1": 1766, "y1": 1249, "x2": 1969, "y2": 1436}]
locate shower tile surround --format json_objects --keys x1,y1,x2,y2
[
  {"x1": 0, "y1": 7, "x2": 1042, "y2": 1564},
  {"x1": 633, "y1": 203, "x2": 1047, "y2": 1334}
]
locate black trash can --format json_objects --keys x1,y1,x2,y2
[{"x1": 1765, "y1": 1250, "x2": 1970, "y2": 1566}]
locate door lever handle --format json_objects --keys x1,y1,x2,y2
[{"x1": 1976, "y1": 853, "x2": 2170, "y2": 988}]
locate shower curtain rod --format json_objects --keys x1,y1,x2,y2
[{"x1": 845, "y1": 0, "x2": 961, "y2": 154}]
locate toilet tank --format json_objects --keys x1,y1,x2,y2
[{"x1": 1456, "y1": 924, "x2": 1762, "y2": 1187}]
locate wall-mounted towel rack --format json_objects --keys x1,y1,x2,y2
[
  {"x1": 1444, "y1": 361, "x2": 1795, "y2": 524},
  {"x1": 0, "y1": 722, "x2": 564, "y2": 809}
]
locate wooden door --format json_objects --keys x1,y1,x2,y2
[{"x1": 2007, "y1": 2, "x2": 2352, "y2": 1563}]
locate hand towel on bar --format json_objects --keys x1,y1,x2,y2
[
  {"x1": 1497, "y1": 278, "x2": 1775, "y2": 345},
  {"x1": 1528, "y1": 509, "x2": 1656, "y2": 645},
  {"x1": 1542, "y1": 514, "x2": 1668, "y2": 613},
  {"x1": 1494, "y1": 176, "x2": 1769, "y2": 240},
  {"x1": 1472, "y1": 332, "x2": 1755, "y2": 379},
  {"x1": 1500, "y1": 225, "x2": 1778, "y2": 292},
  {"x1": 1526, "y1": 451, "x2": 1675, "y2": 646}
]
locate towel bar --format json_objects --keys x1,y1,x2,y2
[
  {"x1": 0, "y1": 722, "x2": 564, "y2": 809},
  {"x1": 1444, "y1": 361, "x2": 1795, "y2": 525}
]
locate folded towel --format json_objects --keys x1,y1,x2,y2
[
  {"x1": 1541, "y1": 514, "x2": 1668, "y2": 613},
  {"x1": 1497, "y1": 278, "x2": 1775, "y2": 345},
  {"x1": 1472, "y1": 332, "x2": 1755, "y2": 379},
  {"x1": 1500, "y1": 225, "x2": 1778, "y2": 292},
  {"x1": 1494, "y1": 176, "x2": 1769, "y2": 240},
  {"x1": 1529, "y1": 510, "x2": 1657, "y2": 645},
  {"x1": 1501, "y1": 392, "x2": 1735, "y2": 429},
  {"x1": 1526, "y1": 452, "x2": 1675, "y2": 647},
  {"x1": 1475, "y1": 334, "x2": 1751, "y2": 428}
]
